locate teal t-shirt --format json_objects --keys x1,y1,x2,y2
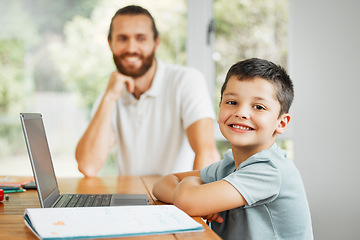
[{"x1": 200, "y1": 143, "x2": 313, "y2": 240}]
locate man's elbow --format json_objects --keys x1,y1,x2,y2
[
  {"x1": 77, "y1": 163, "x2": 98, "y2": 178},
  {"x1": 76, "y1": 156, "x2": 98, "y2": 178},
  {"x1": 75, "y1": 148, "x2": 99, "y2": 177}
]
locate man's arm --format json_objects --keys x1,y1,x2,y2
[
  {"x1": 75, "y1": 72, "x2": 134, "y2": 177},
  {"x1": 152, "y1": 171, "x2": 247, "y2": 221},
  {"x1": 186, "y1": 118, "x2": 220, "y2": 170},
  {"x1": 75, "y1": 95, "x2": 117, "y2": 177}
]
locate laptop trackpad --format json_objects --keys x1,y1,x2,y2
[{"x1": 111, "y1": 194, "x2": 149, "y2": 206}]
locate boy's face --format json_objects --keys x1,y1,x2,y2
[{"x1": 218, "y1": 77, "x2": 290, "y2": 153}]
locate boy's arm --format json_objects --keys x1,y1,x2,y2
[
  {"x1": 152, "y1": 170, "x2": 247, "y2": 218},
  {"x1": 152, "y1": 170, "x2": 201, "y2": 204},
  {"x1": 173, "y1": 177, "x2": 247, "y2": 217}
]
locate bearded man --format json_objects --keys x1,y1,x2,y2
[{"x1": 75, "y1": 5, "x2": 219, "y2": 177}]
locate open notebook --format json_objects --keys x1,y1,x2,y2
[
  {"x1": 20, "y1": 113, "x2": 149, "y2": 208},
  {"x1": 24, "y1": 205, "x2": 204, "y2": 239}
]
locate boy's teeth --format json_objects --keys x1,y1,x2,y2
[{"x1": 232, "y1": 125, "x2": 251, "y2": 130}]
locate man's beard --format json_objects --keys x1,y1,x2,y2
[{"x1": 113, "y1": 51, "x2": 155, "y2": 78}]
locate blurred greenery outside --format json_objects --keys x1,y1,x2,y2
[
  {"x1": 0, "y1": 0, "x2": 291, "y2": 176},
  {"x1": 0, "y1": 39, "x2": 25, "y2": 157}
]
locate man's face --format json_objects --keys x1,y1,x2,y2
[{"x1": 108, "y1": 14, "x2": 159, "y2": 78}]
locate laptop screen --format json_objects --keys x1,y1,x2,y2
[{"x1": 21, "y1": 113, "x2": 58, "y2": 203}]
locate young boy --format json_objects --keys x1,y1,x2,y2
[{"x1": 152, "y1": 58, "x2": 313, "y2": 240}]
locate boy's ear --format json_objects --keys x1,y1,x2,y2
[
  {"x1": 217, "y1": 102, "x2": 221, "y2": 124},
  {"x1": 275, "y1": 113, "x2": 291, "y2": 134}
]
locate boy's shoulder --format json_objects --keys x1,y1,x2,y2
[
  {"x1": 200, "y1": 149, "x2": 234, "y2": 182},
  {"x1": 241, "y1": 143, "x2": 287, "y2": 168},
  {"x1": 201, "y1": 144, "x2": 290, "y2": 183}
]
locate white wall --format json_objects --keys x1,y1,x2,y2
[{"x1": 289, "y1": 0, "x2": 360, "y2": 239}]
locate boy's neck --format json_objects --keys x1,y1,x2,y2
[{"x1": 231, "y1": 141, "x2": 276, "y2": 169}]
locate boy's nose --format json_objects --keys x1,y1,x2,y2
[{"x1": 234, "y1": 107, "x2": 250, "y2": 119}]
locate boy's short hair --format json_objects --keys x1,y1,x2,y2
[
  {"x1": 221, "y1": 58, "x2": 294, "y2": 116},
  {"x1": 108, "y1": 5, "x2": 159, "y2": 41}
]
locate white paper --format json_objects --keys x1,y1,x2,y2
[{"x1": 24, "y1": 205, "x2": 203, "y2": 239}]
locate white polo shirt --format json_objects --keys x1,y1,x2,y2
[{"x1": 94, "y1": 59, "x2": 215, "y2": 175}]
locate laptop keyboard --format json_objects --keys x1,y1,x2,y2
[{"x1": 54, "y1": 194, "x2": 112, "y2": 208}]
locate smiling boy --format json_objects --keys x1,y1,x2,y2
[{"x1": 153, "y1": 58, "x2": 313, "y2": 240}]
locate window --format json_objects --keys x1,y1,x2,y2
[
  {"x1": 0, "y1": 0, "x2": 187, "y2": 177},
  {"x1": 185, "y1": 0, "x2": 290, "y2": 158},
  {"x1": 212, "y1": 0, "x2": 291, "y2": 158},
  {"x1": 0, "y1": 0, "x2": 290, "y2": 177}
]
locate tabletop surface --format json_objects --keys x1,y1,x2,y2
[{"x1": 0, "y1": 176, "x2": 221, "y2": 240}]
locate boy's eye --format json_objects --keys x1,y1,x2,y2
[
  {"x1": 226, "y1": 100, "x2": 237, "y2": 105},
  {"x1": 254, "y1": 105, "x2": 265, "y2": 110}
]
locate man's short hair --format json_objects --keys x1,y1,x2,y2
[
  {"x1": 108, "y1": 5, "x2": 159, "y2": 41},
  {"x1": 221, "y1": 58, "x2": 294, "y2": 116}
]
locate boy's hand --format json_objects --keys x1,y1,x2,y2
[{"x1": 202, "y1": 213, "x2": 223, "y2": 223}]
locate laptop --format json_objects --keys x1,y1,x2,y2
[{"x1": 20, "y1": 113, "x2": 149, "y2": 208}]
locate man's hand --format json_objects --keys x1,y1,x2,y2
[{"x1": 105, "y1": 71, "x2": 135, "y2": 101}]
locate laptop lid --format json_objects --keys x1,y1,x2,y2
[
  {"x1": 20, "y1": 113, "x2": 149, "y2": 207},
  {"x1": 20, "y1": 113, "x2": 61, "y2": 208}
]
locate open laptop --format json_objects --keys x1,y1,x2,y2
[{"x1": 20, "y1": 113, "x2": 149, "y2": 208}]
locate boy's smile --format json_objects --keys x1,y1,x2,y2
[
  {"x1": 218, "y1": 77, "x2": 290, "y2": 159},
  {"x1": 230, "y1": 123, "x2": 254, "y2": 132}
]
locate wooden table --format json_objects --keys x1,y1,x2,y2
[{"x1": 0, "y1": 176, "x2": 221, "y2": 240}]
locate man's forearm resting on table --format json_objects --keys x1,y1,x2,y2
[{"x1": 76, "y1": 95, "x2": 116, "y2": 177}]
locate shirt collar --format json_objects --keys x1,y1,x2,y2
[
  {"x1": 144, "y1": 58, "x2": 164, "y2": 97},
  {"x1": 239, "y1": 143, "x2": 283, "y2": 168}
]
